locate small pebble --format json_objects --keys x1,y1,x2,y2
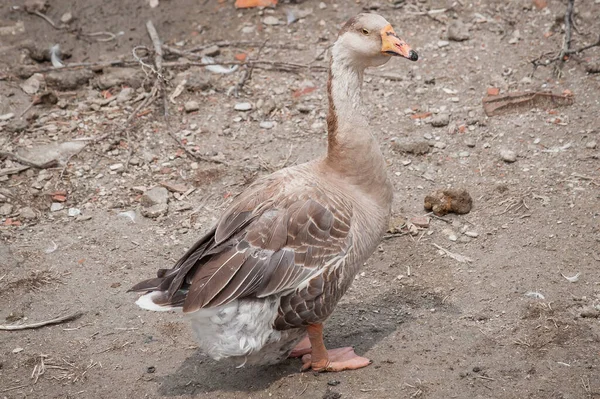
[
  {"x1": 67, "y1": 208, "x2": 81, "y2": 217},
  {"x1": 0, "y1": 203, "x2": 13, "y2": 216},
  {"x1": 263, "y1": 16, "x2": 281, "y2": 25},
  {"x1": 259, "y1": 121, "x2": 275, "y2": 129},
  {"x1": 448, "y1": 234, "x2": 458, "y2": 242},
  {"x1": 500, "y1": 149, "x2": 517, "y2": 163},
  {"x1": 60, "y1": 12, "x2": 73, "y2": 24},
  {"x1": 465, "y1": 231, "x2": 479, "y2": 238},
  {"x1": 109, "y1": 163, "x2": 124, "y2": 172},
  {"x1": 434, "y1": 142, "x2": 447, "y2": 149},
  {"x1": 50, "y1": 202, "x2": 64, "y2": 212},
  {"x1": 430, "y1": 113, "x2": 450, "y2": 127},
  {"x1": 459, "y1": 151, "x2": 470, "y2": 158},
  {"x1": 234, "y1": 102, "x2": 252, "y2": 111},
  {"x1": 437, "y1": 40, "x2": 450, "y2": 48},
  {"x1": 184, "y1": 101, "x2": 200, "y2": 112},
  {"x1": 464, "y1": 138, "x2": 476, "y2": 148},
  {"x1": 20, "y1": 207, "x2": 37, "y2": 219},
  {"x1": 586, "y1": 141, "x2": 597, "y2": 149}
]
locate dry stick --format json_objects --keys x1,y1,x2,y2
[
  {"x1": 565, "y1": 33, "x2": 600, "y2": 55},
  {"x1": 162, "y1": 59, "x2": 328, "y2": 73},
  {"x1": 1, "y1": 385, "x2": 28, "y2": 393},
  {"x1": 556, "y1": 0, "x2": 576, "y2": 76},
  {"x1": 186, "y1": 40, "x2": 304, "y2": 52},
  {"x1": 149, "y1": 22, "x2": 229, "y2": 166},
  {"x1": 18, "y1": 60, "x2": 135, "y2": 77},
  {"x1": 0, "y1": 165, "x2": 30, "y2": 177},
  {"x1": 146, "y1": 21, "x2": 163, "y2": 76},
  {"x1": 0, "y1": 312, "x2": 84, "y2": 331},
  {"x1": 26, "y1": 9, "x2": 61, "y2": 30}
]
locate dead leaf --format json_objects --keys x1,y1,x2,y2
[
  {"x1": 532, "y1": 0, "x2": 547, "y2": 9},
  {"x1": 234, "y1": 0, "x2": 277, "y2": 8}
]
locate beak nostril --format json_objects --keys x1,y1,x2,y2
[{"x1": 408, "y1": 50, "x2": 419, "y2": 61}]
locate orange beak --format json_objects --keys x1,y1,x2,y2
[{"x1": 380, "y1": 24, "x2": 418, "y2": 61}]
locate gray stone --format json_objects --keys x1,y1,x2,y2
[
  {"x1": 141, "y1": 203, "x2": 168, "y2": 218},
  {"x1": 434, "y1": 141, "x2": 447, "y2": 149},
  {"x1": 109, "y1": 163, "x2": 124, "y2": 172},
  {"x1": 184, "y1": 101, "x2": 200, "y2": 112},
  {"x1": 184, "y1": 68, "x2": 212, "y2": 92},
  {"x1": 260, "y1": 121, "x2": 275, "y2": 129},
  {"x1": 67, "y1": 208, "x2": 81, "y2": 217},
  {"x1": 200, "y1": 45, "x2": 220, "y2": 57},
  {"x1": 50, "y1": 202, "x2": 64, "y2": 212},
  {"x1": 464, "y1": 138, "x2": 476, "y2": 148},
  {"x1": 141, "y1": 187, "x2": 169, "y2": 207},
  {"x1": 430, "y1": 113, "x2": 450, "y2": 127},
  {"x1": 447, "y1": 20, "x2": 470, "y2": 41},
  {"x1": 116, "y1": 87, "x2": 134, "y2": 104},
  {"x1": 437, "y1": 40, "x2": 450, "y2": 48},
  {"x1": 21, "y1": 73, "x2": 43, "y2": 94},
  {"x1": 586, "y1": 141, "x2": 597, "y2": 149},
  {"x1": 392, "y1": 140, "x2": 430, "y2": 155},
  {"x1": 17, "y1": 141, "x2": 86, "y2": 166},
  {"x1": 263, "y1": 16, "x2": 281, "y2": 25},
  {"x1": 60, "y1": 12, "x2": 73, "y2": 24},
  {"x1": 95, "y1": 68, "x2": 145, "y2": 90},
  {"x1": 20, "y1": 207, "x2": 37, "y2": 219},
  {"x1": 500, "y1": 149, "x2": 517, "y2": 163},
  {"x1": 46, "y1": 69, "x2": 95, "y2": 91},
  {"x1": 459, "y1": 151, "x2": 470, "y2": 158},
  {"x1": 0, "y1": 203, "x2": 13, "y2": 216},
  {"x1": 234, "y1": 102, "x2": 252, "y2": 111}
]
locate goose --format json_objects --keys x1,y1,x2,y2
[{"x1": 131, "y1": 13, "x2": 418, "y2": 372}]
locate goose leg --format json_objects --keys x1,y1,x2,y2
[
  {"x1": 300, "y1": 323, "x2": 371, "y2": 372},
  {"x1": 289, "y1": 335, "x2": 312, "y2": 358}
]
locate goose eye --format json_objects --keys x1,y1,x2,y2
[{"x1": 361, "y1": 28, "x2": 369, "y2": 35}]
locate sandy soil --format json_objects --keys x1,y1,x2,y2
[{"x1": 1, "y1": 0, "x2": 599, "y2": 398}]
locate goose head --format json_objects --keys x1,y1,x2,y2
[{"x1": 335, "y1": 13, "x2": 418, "y2": 69}]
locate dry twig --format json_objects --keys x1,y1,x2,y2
[{"x1": 0, "y1": 312, "x2": 84, "y2": 331}]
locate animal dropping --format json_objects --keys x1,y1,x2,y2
[{"x1": 424, "y1": 188, "x2": 473, "y2": 216}]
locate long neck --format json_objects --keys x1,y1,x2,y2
[{"x1": 324, "y1": 44, "x2": 388, "y2": 189}]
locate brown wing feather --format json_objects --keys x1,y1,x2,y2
[{"x1": 131, "y1": 174, "x2": 353, "y2": 314}]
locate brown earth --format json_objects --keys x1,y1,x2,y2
[{"x1": 1, "y1": 0, "x2": 599, "y2": 398}]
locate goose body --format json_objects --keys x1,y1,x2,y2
[{"x1": 131, "y1": 13, "x2": 417, "y2": 371}]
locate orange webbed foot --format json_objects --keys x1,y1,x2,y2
[{"x1": 301, "y1": 347, "x2": 371, "y2": 372}]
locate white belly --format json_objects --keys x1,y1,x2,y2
[{"x1": 185, "y1": 297, "x2": 305, "y2": 366}]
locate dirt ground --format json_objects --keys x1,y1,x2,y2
[{"x1": 1, "y1": 0, "x2": 600, "y2": 398}]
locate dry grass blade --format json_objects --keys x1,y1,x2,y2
[{"x1": 432, "y1": 243, "x2": 473, "y2": 263}]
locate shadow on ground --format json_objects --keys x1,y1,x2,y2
[{"x1": 157, "y1": 285, "x2": 455, "y2": 395}]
